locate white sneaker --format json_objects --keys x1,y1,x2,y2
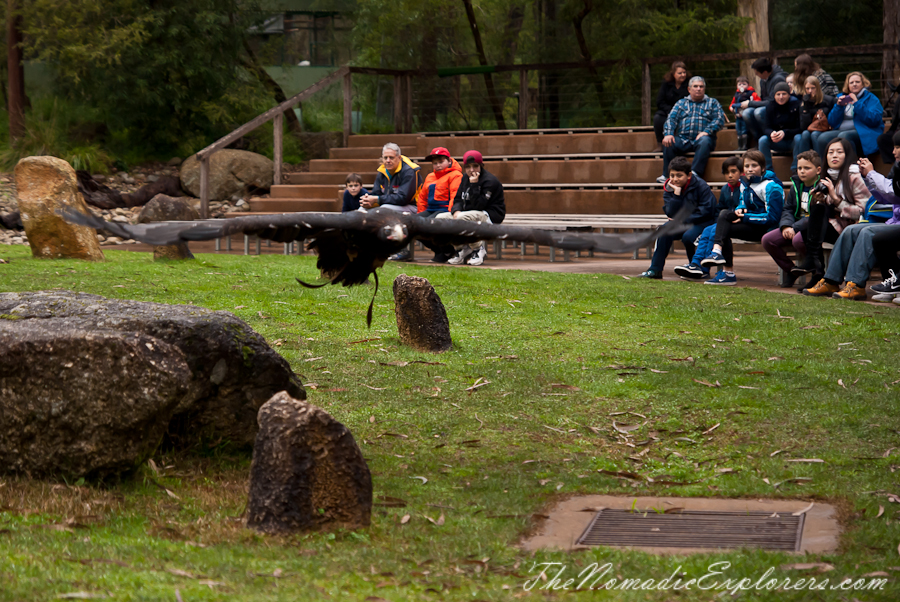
[
  {"x1": 872, "y1": 292, "x2": 898, "y2": 303},
  {"x1": 656, "y1": 174, "x2": 667, "y2": 184},
  {"x1": 466, "y1": 245, "x2": 487, "y2": 266},
  {"x1": 448, "y1": 247, "x2": 474, "y2": 265}
]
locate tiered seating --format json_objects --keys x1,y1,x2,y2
[{"x1": 247, "y1": 127, "x2": 792, "y2": 216}]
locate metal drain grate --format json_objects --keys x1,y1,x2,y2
[{"x1": 577, "y1": 509, "x2": 805, "y2": 551}]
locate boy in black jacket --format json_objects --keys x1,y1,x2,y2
[
  {"x1": 638, "y1": 156, "x2": 717, "y2": 279},
  {"x1": 760, "y1": 150, "x2": 821, "y2": 287},
  {"x1": 436, "y1": 150, "x2": 506, "y2": 266}
]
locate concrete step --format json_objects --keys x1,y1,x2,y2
[
  {"x1": 248, "y1": 198, "x2": 341, "y2": 212},
  {"x1": 347, "y1": 133, "x2": 420, "y2": 149},
  {"x1": 270, "y1": 184, "x2": 345, "y2": 199}
]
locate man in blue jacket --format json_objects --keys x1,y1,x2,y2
[
  {"x1": 639, "y1": 156, "x2": 717, "y2": 279},
  {"x1": 359, "y1": 142, "x2": 420, "y2": 213}
]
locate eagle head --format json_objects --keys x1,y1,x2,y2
[{"x1": 379, "y1": 223, "x2": 408, "y2": 243}]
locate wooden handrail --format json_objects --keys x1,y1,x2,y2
[{"x1": 194, "y1": 65, "x2": 350, "y2": 218}]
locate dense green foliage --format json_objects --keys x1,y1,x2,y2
[{"x1": 0, "y1": 246, "x2": 899, "y2": 600}]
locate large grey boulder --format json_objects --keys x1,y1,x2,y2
[
  {"x1": 179, "y1": 150, "x2": 274, "y2": 202},
  {"x1": 0, "y1": 319, "x2": 190, "y2": 478},
  {"x1": 0, "y1": 291, "x2": 305, "y2": 449},
  {"x1": 247, "y1": 392, "x2": 372, "y2": 534}
]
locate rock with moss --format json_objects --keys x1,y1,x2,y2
[
  {"x1": 247, "y1": 392, "x2": 372, "y2": 534},
  {"x1": 0, "y1": 319, "x2": 190, "y2": 478},
  {"x1": 179, "y1": 150, "x2": 273, "y2": 202},
  {"x1": 0, "y1": 290, "x2": 306, "y2": 449}
]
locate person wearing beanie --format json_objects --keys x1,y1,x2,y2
[
  {"x1": 758, "y1": 81, "x2": 802, "y2": 174},
  {"x1": 435, "y1": 150, "x2": 506, "y2": 266}
]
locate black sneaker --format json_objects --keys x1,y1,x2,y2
[
  {"x1": 637, "y1": 269, "x2": 662, "y2": 279},
  {"x1": 430, "y1": 252, "x2": 452, "y2": 263},
  {"x1": 870, "y1": 269, "x2": 900, "y2": 295},
  {"x1": 674, "y1": 263, "x2": 705, "y2": 280}
]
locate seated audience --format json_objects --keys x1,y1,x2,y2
[
  {"x1": 653, "y1": 62, "x2": 690, "y2": 149},
  {"x1": 757, "y1": 82, "x2": 801, "y2": 173},
  {"x1": 791, "y1": 53, "x2": 839, "y2": 98},
  {"x1": 739, "y1": 58, "x2": 788, "y2": 146},
  {"x1": 436, "y1": 150, "x2": 505, "y2": 267},
  {"x1": 658, "y1": 76, "x2": 725, "y2": 183},
  {"x1": 816, "y1": 72, "x2": 884, "y2": 160},
  {"x1": 699, "y1": 149, "x2": 783, "y2": 285},
  {"x1": 792, "y1": 76, "x2": 834, "y2": 175},
  {"x1": 795, "y1": 138, "x2": 868, "y2": 286},
  {"x1": 730, "y1": 76, "x2": 760, "y2": 151},
  {"x1": 341, "y1": 173, "x2": 368, "y2": 212},
  {"x1": 761, "y1": 150, "x2": 822, "y2": 287},
  {"x1": 415, "y1": 147, "x2": 463, "y2": 263},
  {"x1": 638, "y1": 156, "x2": 716, "y2": 279},
  {"x1": 674, "y1": 156, "x2": 743, "y2": 281},
  {"x1": 858, "y1": 135, "x2": 900, "y2": 301}
]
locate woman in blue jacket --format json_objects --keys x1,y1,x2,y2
[{"x1": 816, "y1": 72, "x2": 884, "y2": 160}]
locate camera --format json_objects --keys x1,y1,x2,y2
[
  {"x1": 838, "y1": 95, "x2": 852, "y2": 106},
  {"x1": 813, "y1": 181, "x2": 829, "y2": 195}
]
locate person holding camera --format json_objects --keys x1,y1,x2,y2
[
  {"x1": 800, "y1": 138, "x2": 871, "y2": 299},
  {"x1": 815, "y1": 72, "x2": 884, "y2": 161}
]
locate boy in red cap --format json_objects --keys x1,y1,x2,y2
[
  {"x1": 406, "y1": 146, "x2": 463, "y2": 262},
  {"x1": 436, "y1": 150, "x2": 506, "y2": 266}
]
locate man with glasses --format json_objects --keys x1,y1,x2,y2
[
  {"x1": 658, "y1": 76, "x2": 725, "y2": 183},
  {"x1": 435, "y1": 150, "x2": 506, "y2": 266}
]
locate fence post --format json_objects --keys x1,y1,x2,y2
[
  {"x1": 200, "y1": 156, "x2": 209, "y2": 219},
  {"x1": 641, "y1": 60, "x2": 651, "y2": 127},
  {"x1": 405, "y1": 73, "x2": 413, "y2": 133},
  {"x1": 273, "y1": 112, "x2": 283, "y2": 187},
  {"x1": 393, "y1": 75, "x2": 403, "y2": 133},
  {"x1": 343, "y1": 70, "x2": 352, "y2": 146},
  {"x1": 518, "y1": 68, "x2": 528, "y2": 129}
]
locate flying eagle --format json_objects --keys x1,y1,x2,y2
[{"x1": 61, "y1": 207, "x2": 691, "y2": 326}]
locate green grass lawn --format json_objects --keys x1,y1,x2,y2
[{"x1": 1, "y1": 245, "x2": 900, "y2": 601}]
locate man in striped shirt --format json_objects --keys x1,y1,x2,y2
[{"x1": 659, "y1": 76, "x2": 726, "y2": 183}]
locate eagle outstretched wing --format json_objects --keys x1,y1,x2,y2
[{"x1": 60, "y1": 206, "x2": 691, "y2": 325}]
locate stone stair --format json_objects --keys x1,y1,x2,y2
[{"x1": 246, "y1": 126, "x2": 876, "y2": 216}]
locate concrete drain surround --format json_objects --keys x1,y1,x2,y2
[
  {"x1": 577, "y1": 509, "x2": 804, "y2": 552},
  {"x1": 522, "y1": 496, "x2": 840, "y2": 555}
]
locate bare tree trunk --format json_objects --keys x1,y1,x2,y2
[
  {"x1": 462, "y1": 0, "x2": 507, "y2": 130},
  {"x1": 495, "y1": 2, "x2": 525, "y2": 88},
  {"x1": 7, "y1": 0, "x2": 25, "y2": 140},
  {"x1": 572, "y1": 0, "x2": 605, "y2": 105},
  {"x1": 737, "y1": 0, "x2": 770, "y2": 89},
  {"x1": 883, "y1": 0, "x2": 900, "y2": 101}
]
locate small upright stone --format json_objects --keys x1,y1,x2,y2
[
  {"x1": 393, "y1": 274, "x2": 452, "y2": 353},
  {"x1": 15, "y1": 156, "x2": 104, "y2": 260},
  {"x1": 246, "y1": 392, "x2": 372, "y2": 534},
  {"x1": 138, "y1": 194, "x2": 199, "y2": 260}
]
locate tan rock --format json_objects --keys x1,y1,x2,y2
[
  {"x1": 393, "y1": 274, "x2": 452, "y2": 353},
  {"x1": 16, "y1": 156, "x2": 104, "y2": 260}
]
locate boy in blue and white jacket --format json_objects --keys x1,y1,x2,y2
[{"x1": 699, "y1": 149, "x2": 784, "y2": 285}]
